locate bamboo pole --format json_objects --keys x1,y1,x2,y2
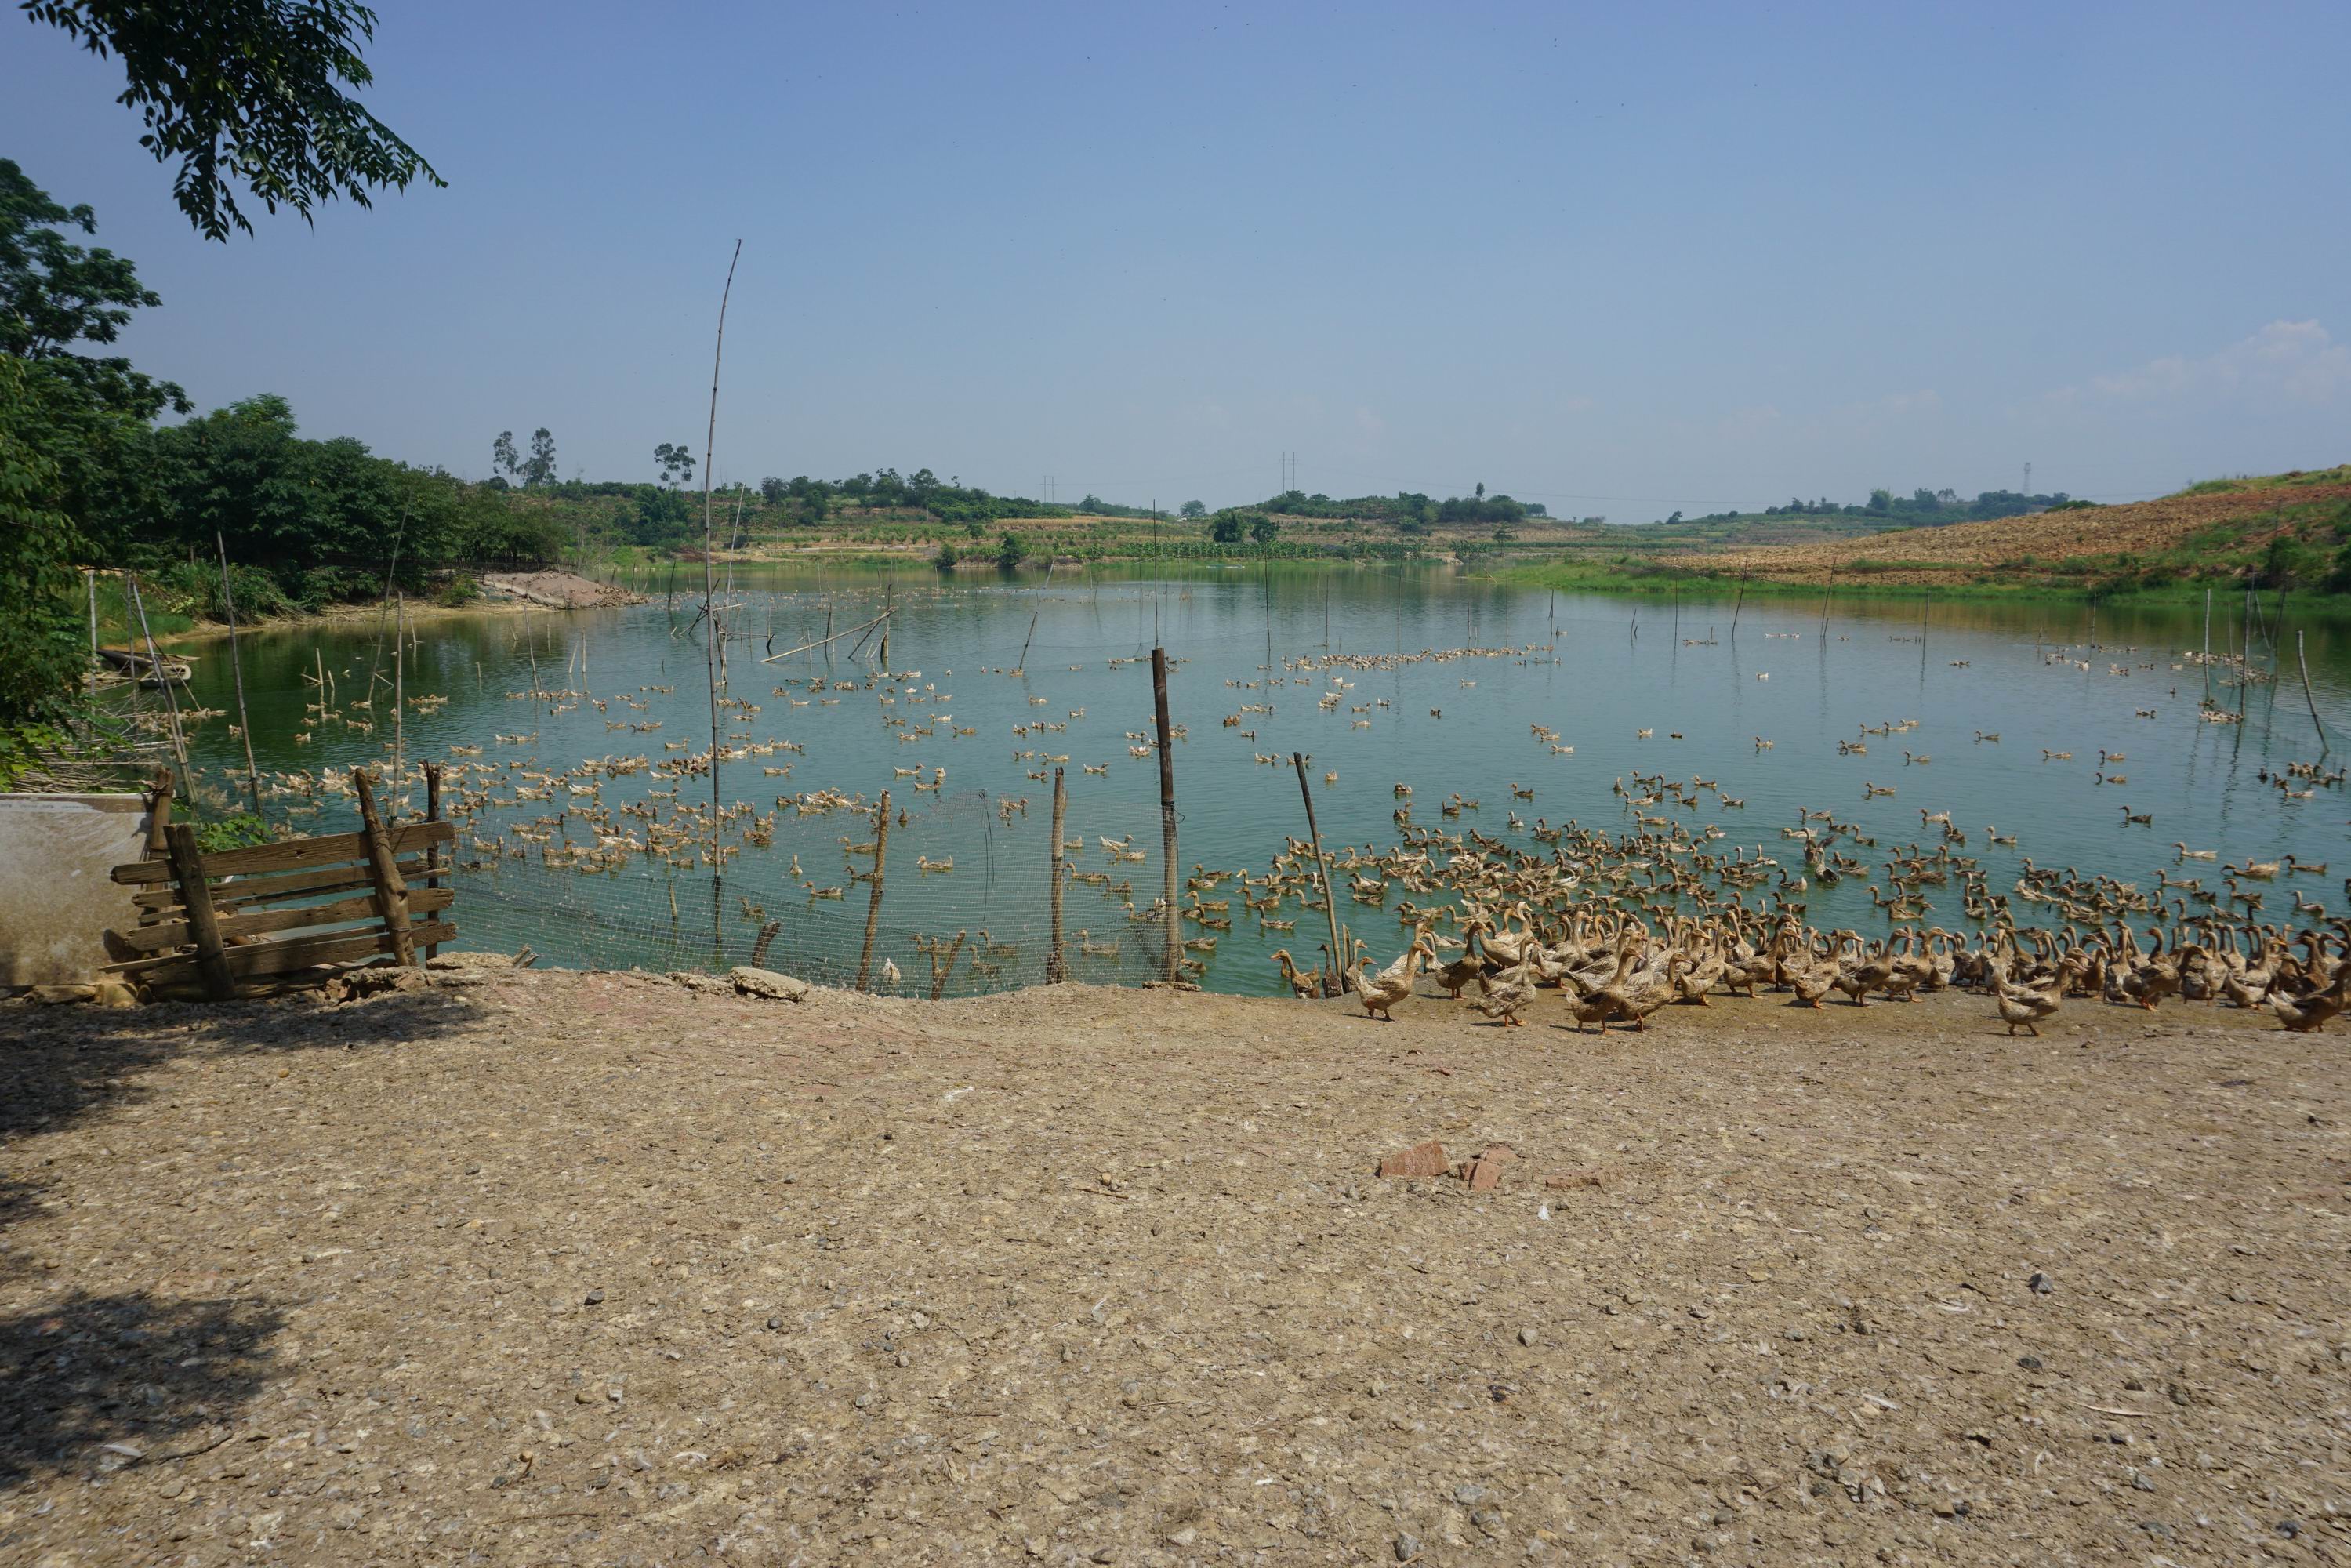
[
  {"x1": 2203, "y1": 586, "x2": 2213, "y2": 703},
  {"x1": 85, "y1": 568, "x2": 98, "y2": 708},
  {"x1": 1017, "y1": 607, "x2": 1041, "y2": 674},
  {"x1": 758, "y1": 612, "x2": 888, "y2": 663},
  {"x1": 2299, "y1": 630, "x2": 2328, "y2": 753},
  {"x1": 1293, "y1": 751, "x2": 1346, "y2": 996},
  {"x1": 126, "y1": 575, "x2": 191, "y2": 797},
  {"x1": 423, "y1": 760, "x2": 444, "y2": 960},
  {"x1": 1729, "y1": 568, "x2": 1748, "y2": 637},
  {"x1": 164, "y1": 823, "x2": 234, "y2": 1001},
  {"x1": 350, "y1": 768, "x2": 417, "y2": 967},
  {"x1": 392, "y1": 593, "x2": 406, "y2": 806},
  {"x1": 701, "y1": 243, "x2": 740, "y2": 855},
  {"x1": 1047, "y1": 767, "x2": 1068, "y2": 982},
  {"x1": 1152, "y1": 646, "x2": 1179, "y2": 982},
  {"x1": 855, "y1": 789, "x2": 891, "y2": 992}
]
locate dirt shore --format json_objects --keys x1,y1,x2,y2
[{"x1": 0, "y1": 969, "x2": 2343, "y2": 1565}]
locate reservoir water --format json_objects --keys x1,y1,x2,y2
[{"x1": 171, "y1": 564, "x2": 2351, "y2": 995}]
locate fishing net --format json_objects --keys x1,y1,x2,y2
[{"x1": 445, "y1": 786, "x2": 1172, "y2": 996}]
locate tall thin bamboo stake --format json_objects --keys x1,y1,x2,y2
[
  {"x1": 1293, "y1": 751, "x2": 1345, "y2": 996},
  {"x1": 126, "y1": 575, "x2": 190, "y2": 797},
  {"x1": 423, "y1": 760, "x2": 444, "y2": 960},
  {"x1": 1152, "y1": 646, "x2": 1179, "y2": 983},
  {"x1": 758, "y1": 612, "x2": 888, "y2": 664},
  {"x1": 1729, "y1": 568, "x2": 1748, "y2": 636},
  {"x1": 855, "y1": 789, "x2": 891, "y2": 992},
  {"x1": 1047, "y1": 766, "x2": 1068, "y2": 983},
  {"x1": 1016, "y1": 606, "x2": 1040, "y2": 674},
  {"x1": 2299, "y1": 630, "x2": 2327, "y2": 753},
  {"x1": 392, "y1": 594, "x2": 406, "y2": 808},
  {"x1": 1819, "y1": 566, "x2": 1834, "y2": 628},
  {"x1": 85, "y1": 568, "x2": 98, "y2": 707},
  {"x1": 2203, "y1": 587, "x2": 2213, "y2": 702},
  {"x1": 212, "y1": 535, "x2": 262, "y2": 817},
  {"x1": 701, "y1": 239, "x2": 742, "y2": 855}
]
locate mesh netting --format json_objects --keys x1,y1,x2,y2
[{"x1": 441, "y1": 787, "x2": 1174, "y2": 996}]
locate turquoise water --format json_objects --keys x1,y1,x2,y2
[{"x1": 169, "y1": 564, "x2": 2351, "y2": 995}]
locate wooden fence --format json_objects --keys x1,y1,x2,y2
[{"x1": 102, "y1": 770, "x2": 455, "y2": 1000}]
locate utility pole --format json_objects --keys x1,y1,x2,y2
[{"x1": 2023, "y1": 460, "x2": 2032, "y2": 498}]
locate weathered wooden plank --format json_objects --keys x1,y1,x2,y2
[
  {"x1": 111, "y1": 821, "x2": 452, "y2": 885},
  {"x1": 351, "y1": 770, "x2": 416, "y2": 967},
  {"x1": 122, "y1": 920, "x2": 457, "y2": 984},
  {"x1": 130, "y1": 855, "x2": 430, "y2": 913},
  {"x1": 117, "y1": 886, "x2": 455, "y2": 955},
  {"x1": 164, "y1": 823, "x2": 234, "y2": 1001}
]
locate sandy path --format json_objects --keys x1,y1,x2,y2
[{"x1": 0, "y1": 970, "x2": 2342, "y2": 1564}]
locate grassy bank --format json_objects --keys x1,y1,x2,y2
[
  {"x1": 1518, "y1": 559, "x2": 2351, "y2": 608},
  {"x1": 1502, "y1": 554, "x2": 2351, "y2": 609}
]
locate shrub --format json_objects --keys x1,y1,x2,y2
[
  {"x1": 438, "y1": 574, "x2": 481, "y2": 608},
  {"x1": 194, "y1": 811, "x2": 273, "y2": 852}
]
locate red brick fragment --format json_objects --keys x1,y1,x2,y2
[
  {"x1": 1377, "y1": 1139, "x2": 1449, "y2": 1179},
  {"x1": 1458, "y1": 1156, "x2": 1507, "y2": 1191}
]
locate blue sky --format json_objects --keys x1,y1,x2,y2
[{"x1": 7, "y1": 1, "x2": 2347, "y2": 517}]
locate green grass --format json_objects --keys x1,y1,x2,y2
[
  {"x1": 1499, "y1": 555, "x2": 2351, "y2": 608},
  {"x1": 2178, "y1": 464, "x2": 2351, "y2": 496}
]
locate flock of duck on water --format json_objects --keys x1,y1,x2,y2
[
  {"x1": 1250, "y1": 793, "x2": 2350, "y2": 1034},
  {"x1": 201, "y1": 613, "x2": 2343, "y2": 1021}
]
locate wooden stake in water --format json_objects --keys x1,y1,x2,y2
[
  {"x1": 85, "y1": 568, "x2": 98, "y2": 708},
  {"x1": 1729, "y1": 568, "x2": 1748, "y2": 637},
  {"x1": 214, "y1": 533, "x2": 263, "y2": 818},
  {"x1": 1152, "y1": 646, "x2": 1179, "y2": 983},
  {"x1": 127, "y1": 575, "x2": 191, "y2": 796},
  {"x1": 1293, "y1": 750, "x2": 1345, "y2": 996},
  {"x1": 701, "y1": 238, "x2": 742, "y2": 856},
  {"x1": 2299, "y1": 630, "x2": 2328, "y2": 753},
  {"x1": 2203, "y1": 587, "x2": 2213, "y2": 702},
  {"x1": 1047, "y1": 766, "x2": 1068, "y2": 983},
  {"x1": 423, "y1": 760, "x2": 444, "y2": 960},
  {"x1": 855, "y1": 789, "x2": 891, "y2": 992},
  {"x1": 392, "y1": 593, "x2": 406, "y2": 808}
]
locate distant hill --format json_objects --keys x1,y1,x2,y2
[{"x1": 1659, "y1": 466, "x2": 2351, "y2": 592}]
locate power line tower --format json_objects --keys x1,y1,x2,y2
[{"x1": 1279, "y1": 452, "x2": 1297, "y2": 494}]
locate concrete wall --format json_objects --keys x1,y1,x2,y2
[{"x1": 0, "y1": 793, "x2": 152, "y2": 988}]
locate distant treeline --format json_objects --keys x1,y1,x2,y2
[
  {"x1": 1254, "y1": 488, "x2": 1554, "y2": 529},
  {"x1": 1685, "y1": 487, "x2": 2081, "y2": 528},
  {"x1": 75, "y1": 395, "x2": 568, "y2": 610}
]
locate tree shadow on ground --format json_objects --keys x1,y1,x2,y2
[
  {"x1": 0, "y1": 1288, "x2": 283, "y2": 1487},
  {"x1": 0, "y1": 986, "x2": 478, "y2": 1145}
]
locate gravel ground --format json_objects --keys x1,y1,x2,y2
[{"x1": 1, "y1": 965, "x2": 2346, "y2": 1566}]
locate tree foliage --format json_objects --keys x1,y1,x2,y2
[
  {"x1": 0, "y1": 356, "x2": 86, "y2": 722},
  {"x1": 21, "y1": 0, "x2": 444, "y2": 241}
]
